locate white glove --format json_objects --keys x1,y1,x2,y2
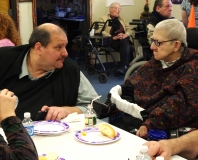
[{"x1": 110, "y1": 85, "x2": 144, "y2": 121}]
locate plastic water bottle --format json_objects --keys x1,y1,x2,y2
[
  {"x1": 85, "y1": 104, "x2": 97, "y2": 127},
  {"x1": 84, "y1": 96, "x2": 101, "y2": 128},
  {"x1": 136, "y1": 146, "x2": 152, "y2": 160},
  {"x1": 22, "y1": 112, "x2": 34, "y2": 138}
]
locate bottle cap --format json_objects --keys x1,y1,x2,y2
[
  {"x1": 140, "y1": 145, "x2": 148, "y2": 153},
  {"x1": 156, "y1": 156, "x2": 164, "y2": 160},
  {"x1": 24, "y1": 112, "x2": 31, "y2": 118},
  {"x1": 148, "y1": 129, "x2": 168, "y2": 141}
]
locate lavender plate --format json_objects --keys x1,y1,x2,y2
[
  {"x1": 34, "y1": 121, "x2": 69, "y2": 135},
  {"x1": 75, "y1": 127, "x2": 121, "y2": 144}
]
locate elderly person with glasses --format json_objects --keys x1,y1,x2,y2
[
  {"x1": 97, "y1": 2, "x2": 134, "y2": 75},
  {"x1": 109, "y1": 19, "x2": 198, "y2": 139}
]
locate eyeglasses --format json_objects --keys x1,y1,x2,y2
[
  {"x1": 112, "y1": 7, "x2": 121, "y2": 11},
  {"x1": 150, "y1": 38, "x2": 176, "y2": 47}
]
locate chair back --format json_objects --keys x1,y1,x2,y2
[{"x1": 186, "y1": 28, "x2": 198, "y2": 49}]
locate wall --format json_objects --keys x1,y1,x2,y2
[
  {"x1": 19, "y1": 2, "x2": 33, "y2": 44},
  {"x1": 18, "y1": 0, "x2": 182, "y2": 45},
  {"x1": 0, "y1": 0, "x2": 9, "y2": 14}
]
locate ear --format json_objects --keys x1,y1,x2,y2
[
  {"x1": 156, "y1": 6, "x2": 161, "y2": 12},
  {"x1": 34, "y1": 42, "x2": 43, "y2": 56},
  {"x1": 173, "y1": 41, "x2": 182, "y2": 52}
]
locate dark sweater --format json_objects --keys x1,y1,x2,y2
[
  {"x1": 0, "y1": 45, "x2": 80, "y2": 120},
  {"x1": 147, "y1": 10, "x2": 172, "y2": 27},
  {"x1": 125, "y1": 48, "x2": 198, "y2": 130},
  {"x1": 0, "y1": 116, "x2": 38, "y2": 159}
]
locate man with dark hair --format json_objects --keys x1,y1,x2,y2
[
  {"x1": 98, "y1": 2, "x2": 134, "y2": 75},
  {"x1": 0, "y1": 23, "x2": 98, "y2": 121},
  {"x1": 147, "y1": 0, "x2": 173, "y2": 44}
]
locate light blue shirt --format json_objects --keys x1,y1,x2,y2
[{"x1": 19, "y1": 52, "x2": 98, "y2": 113}]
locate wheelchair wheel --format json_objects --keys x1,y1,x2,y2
[
  {"x1": 98, "y1": 73, "x2": 108, "y2": 83},
  {"x1": 87, "y1": 65, "x2": 95, "y2": 75}
]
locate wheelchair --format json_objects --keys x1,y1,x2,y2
[
  {"x1": 93, "y1": 27, "x2": 198, "y2": 139},
  {"x1": 74, "y1": 20, "x2": 118, "y2": 83}
]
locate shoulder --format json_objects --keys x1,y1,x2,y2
[
  {"x1": 100, "y1": 15, "x2": 109, "y2": 21},
  {"x1": 0, "y1": 38, "x2": 15, "y2": 47}
]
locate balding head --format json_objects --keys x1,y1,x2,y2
[{"x1": 29, "y1": 23, "x2": 66, "y2": 48}]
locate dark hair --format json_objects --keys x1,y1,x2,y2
[
  {"x1": 153, "y1": 0, "x2": 164, "y2": 11},
  {"x1": 189, "y1": 0, "x2": 198, "y2": 6},
  {"x1": 28, "y1": 27, "x2": 51, "y2": 48}
]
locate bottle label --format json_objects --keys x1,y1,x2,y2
[
  {"x1": 85, "y1": 116, "x2": 97, "y2": 126},
  {"x1": 25, "y1": 126, "x2": 34, "y2": 137}
]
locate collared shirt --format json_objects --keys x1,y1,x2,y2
[{"x1": 19, "y1": 51, "x2": 98, "y2": 113}]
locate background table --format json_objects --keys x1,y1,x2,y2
[{"x1": 32, "y1": 114, "x2": 187, "y2": 160}]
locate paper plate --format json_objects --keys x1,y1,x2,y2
[
  {"x1": 34, "y1": 121, "x2": 69, "y2": 135},
  {"x1": 75, "y1": 127, "x2": 120, "y2": 144}
]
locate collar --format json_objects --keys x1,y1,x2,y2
[
  {"x1": 151, "y1": 10, "x2": 171, "y2": 21},
  {"x1": 19, "y1": 50, "x2": 54, "y2": 81},
  {"x1": 160, "y1": 57, "x2": 181, "y2": 69}
]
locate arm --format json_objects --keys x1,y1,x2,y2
[
  {"x1": 110, "y1": 85, "x2": 144, "y2": 120},
  {"x1": 95, "y1": 15, "x2": 111, "y2": 36},
  {"x1": 144, "y1": 130, "x2": 198, "y2": 160},
  {"x1": 0, "y1": 89, "x2": 38, "y2": 160},
  {"x1": 1, "y1": 116, "x2": 38, "y2": 160},
  {"x1": 43, "y1": 72, "x2": 98, "y2": 120},
  {"x1": 181, "y1": 10, "x2": 188, "y2": 28}
]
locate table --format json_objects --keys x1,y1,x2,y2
[{"x1": 32, "y1": 114, "x2": 186, "y2": 160}]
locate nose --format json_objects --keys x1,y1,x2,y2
[
  {"x1": 62, "y1": 47, "x2": 68, "y2": 57},
  {"x1": 150, "y1": 42, "x2": 156, "y2": 50}
]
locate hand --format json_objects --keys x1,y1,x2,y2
[
  {"x1": 143, "y1": 140, "x2": 172, "y2": 160},
  {"x1": 136, "y1": 125, "x2": 148, "y2": 138},
  {"x1": 41, "y1": 105, "x2": 70, "y2": 121},
  {"x1": 0, "y1": 89, "x2": 16, "y2": 122}
]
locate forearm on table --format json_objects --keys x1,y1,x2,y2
[
  {"x1": 1, "y1": 116, "x2": 38, "y2": 159},
  {"x1": 160, "y1": 130, "x2": 198, "y2": 159}
]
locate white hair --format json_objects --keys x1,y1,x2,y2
[{"x1": 155, "y1": 19, "x2": 187, "y2": 47}]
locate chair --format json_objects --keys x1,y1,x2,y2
[
  {"x1": 130, "y1": 19, "x2": 153, "y2": 61},
  {"x1": 74, "y1": 20, "x2": 118, "y2": 83}
]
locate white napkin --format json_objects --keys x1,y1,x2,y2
[{"x1": 62, "y1": 112, "x2": 82, "y2": 123}]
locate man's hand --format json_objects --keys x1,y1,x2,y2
[
  {"x1": 41, "y1": 105, "x2": 82, "y2": 121},
  {"x1": 136, "y1": 125, "x2": 148, "y2": 138},
  {"x1": 143, "y1": 140, "x2": 172, "y2": 160},
  {"x1": 0, "y1": 89, "x2": 16, "y2": 122}
]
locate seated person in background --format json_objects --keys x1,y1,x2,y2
[
  {"x1": 144, "y1": 130, "x2": 198, "y2": 160},
  {"x1": 0, "y1": 23, "x2": 98, "y2": 121},
  {"x1": 0, "y1": 12, "x2": 21, "y2": 47},
  {"x1": 97, "y1": 2, "x2": 134, "y2": 75},
  {"x1": 147, "y1": 0, "x2": 173, "y2": 44},
  {"x1": 110, "y1": 19, "x2": 198, "y2": 138},
  {"x1": 0, "y1": 89, "x2": 38, "y2": 159},
  {"x1": 181, "y1": 0, "x2": 198, "y2": 27}
]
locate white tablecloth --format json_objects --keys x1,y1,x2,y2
[{"x1": 32, "y1": 114, "x2": 186, "y2": 160}]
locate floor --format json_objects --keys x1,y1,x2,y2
[{"x1": 78, "y1": 59, "x2": 124, "y2": 103}]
